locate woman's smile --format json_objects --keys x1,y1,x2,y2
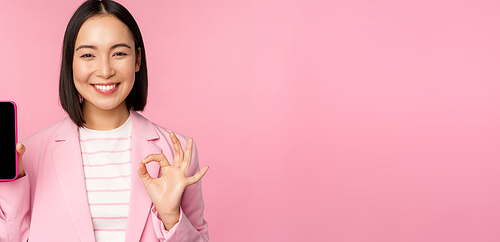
[{"x1": 92, "y1": 83, "x2": 120, "y2": 94}]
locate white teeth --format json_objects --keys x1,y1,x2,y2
[{"x1": 94, "y1": 84, "x2": 117, "y2": 91}]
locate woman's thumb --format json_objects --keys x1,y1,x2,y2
[{"x1": 16, "y1": 142, "x2": 26, "y2": 178}]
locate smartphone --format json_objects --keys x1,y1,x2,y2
[{"x1": 0, "y1": 101, "x2": 18, "y2": 181}]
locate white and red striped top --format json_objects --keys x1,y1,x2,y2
[{"x1": 79, "y1": 116, "x2": 132, "y2": 242}]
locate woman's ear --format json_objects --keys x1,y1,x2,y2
[{"x1": 135, "y1": 47, "x2": 142, "y2": 72}]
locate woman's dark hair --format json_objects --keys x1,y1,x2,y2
[{"x1": 59, "y1": 0, "x2": 148, "y2": 127}]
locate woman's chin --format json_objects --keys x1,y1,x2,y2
[{"x1": 83, "y1": 100, "x2": 127, "y2": 113}]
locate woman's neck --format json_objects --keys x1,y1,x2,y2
[{"x1": 81, "y1": 101, "x2": 130, "y2": 131}]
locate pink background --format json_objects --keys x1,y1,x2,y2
[{"x1": 1, "y1": 0, "x2": 500, "y2": 241}]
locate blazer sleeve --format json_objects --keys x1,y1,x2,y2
[
  {"x1": 0, "y1": 131, "x2": 46, "y2": 242},
  {"x1": 0, "y1": 175, "x2": 31, "y2": 242},
  {"x1": 150, "y1": 140, "x2": 209, "y2": 242}
]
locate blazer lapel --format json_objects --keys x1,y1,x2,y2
[
  {"x1": 50, "y1": 112, "x2": 161, "y2": 242},
  {"x1": 125, "y1": 111, "x2": 161, "y2": 242},
  {"x1": 52, "y1": 117, "x2": 96, "y2": 242}
]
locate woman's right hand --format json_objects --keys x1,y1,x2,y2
[{"x1": 16, "y1": 142, "x2": 26, "y2": 178}]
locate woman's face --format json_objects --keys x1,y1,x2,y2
[{"x1": 73, "y1": 14, "x2": 140, "y2": 113}]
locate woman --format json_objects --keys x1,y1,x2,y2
[{"x1": 0, "y1": 0, "x2": 209, "y2": 241}]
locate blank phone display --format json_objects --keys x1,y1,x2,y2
[{"x1": 0, "y1": 102, "x2": 17, "y2": 180}]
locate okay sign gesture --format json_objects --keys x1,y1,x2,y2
[{"x1": 138, "y1": 132, "x2": 209, "y2": 230}]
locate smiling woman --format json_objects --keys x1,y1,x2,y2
[
  {"x1": 72, "y1": 14, "x2": 140, "y2": 130},
  {"x1": 0, "y1": 0, "x2": 209, "y2": 242},
  {"x1": 59, "y1": 0, "x2": 148, "y2": 130}
]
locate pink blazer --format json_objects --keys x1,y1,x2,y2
[{"x1": 0, "y1": 111, "x2": 209, "y2": 242}]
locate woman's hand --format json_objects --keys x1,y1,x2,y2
[
  {"x1": 137, "y1": 132, "x2": 209, "y2": 230},
  {"x1": 1, "y1": 142, "x2": 26, "y2": 182}
]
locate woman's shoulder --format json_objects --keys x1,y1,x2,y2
[
  {"x1": 21, "y1": 117, "x2": 72, "y2": 148},
  {"x1": 131, "y1": 111, "x2": 191, "y2": 143}
]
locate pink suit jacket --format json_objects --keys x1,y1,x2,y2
[{"x1": 0, "y1": 111, "x2": 209, "y2": 242}]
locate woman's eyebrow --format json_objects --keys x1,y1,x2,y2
[
  {"x1": 75, "y1": 45, "x2": 96, "y2": 51},
  {"x1": 111, "y1": 43, "x2": 131, "y2": 49}
]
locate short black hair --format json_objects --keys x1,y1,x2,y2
[{"x1": 59, "y1": 0, "x2": 148, "y2": 127}]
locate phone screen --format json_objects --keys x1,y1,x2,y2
[{"x1": 0, "y1": 101, "x2": 18, "y2": 180}]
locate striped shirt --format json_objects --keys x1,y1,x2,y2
[{"x1": 79, "y1": 116, "x2": 132, "y2": 242}]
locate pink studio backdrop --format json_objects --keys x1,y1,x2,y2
[{"x1": 1, "y1": 0, "x2": 500, "y2": 241}]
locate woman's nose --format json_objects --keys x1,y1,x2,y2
[{"x1": 95, "y1": 57, "x2": 115, "y2": 79}]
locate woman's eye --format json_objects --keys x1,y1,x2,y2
[
  {"x1": 114, "y1": 52, "x2": 128, "y2": 57},
  {"x1": 80, "y1": 53, "x2": 94, "y2": 58}
]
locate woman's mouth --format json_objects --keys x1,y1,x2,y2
[{"x1": 92, "y1": 83, "x2": 120, "y2": 94}]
